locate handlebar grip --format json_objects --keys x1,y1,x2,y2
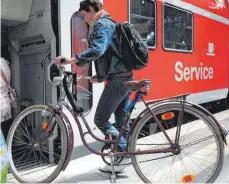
[{"x1": 60, "y1": 58, "x2": 65, "y2": 63}]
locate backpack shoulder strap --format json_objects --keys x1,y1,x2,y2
[{"x1": 110, "y1": 42, "x2": 122, "y2": 60}]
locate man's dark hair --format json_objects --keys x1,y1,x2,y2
[{"x1": 79, "y1": 0, "x2": 103, "y2": 12}]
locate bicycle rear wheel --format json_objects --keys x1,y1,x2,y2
[
  {"x1": 130, "y1": 102, "x2": 224, "y2": 183},
  {"x1": 7, "y1": 105, "x2": 68, "y2": 183}
]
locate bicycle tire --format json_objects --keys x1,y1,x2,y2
[
  {"x1": 7, "y1": 105, "x2": 68, "y2": 183},
  {"x1": 129, "y1": 102, "x2": 224, "y2": 183}
]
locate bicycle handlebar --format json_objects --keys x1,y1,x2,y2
[{"x1": 57, "y1": 65, "x2": 91, "y2": 81}]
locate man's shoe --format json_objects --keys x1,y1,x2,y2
[
  {"x1": 99, "y1": 157, "x2": 131, "y2": 174},
  {"x1": 99, "y1": 165, "x2": 124, "y2": 174}
]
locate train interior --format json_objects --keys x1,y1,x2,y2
[{"x1": 1, "y1": 0, "x2": 58, "y2": 111}]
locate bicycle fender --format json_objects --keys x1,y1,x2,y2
[
  {"x1": 47, "y1": 104, "x2": 74, "y2": 171},
  {"x1": 128, "y1": 100, "x2": 227, "y2": 145}
]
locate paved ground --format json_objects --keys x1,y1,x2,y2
[{"x1": 6, "y1": 109, "x2": 229, "y2": 183}]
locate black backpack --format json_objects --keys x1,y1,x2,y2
[{"x1": 111, "y1": 21, "x2": 149, "y2": 70}]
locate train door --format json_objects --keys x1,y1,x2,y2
[{"x1": 58, "y1": 0, "x2": 105, "y2": 148}]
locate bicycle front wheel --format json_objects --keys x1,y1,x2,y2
[
  {"x1": 130, "y1": 102, "x2": 224, "y2": 183},
  {"x1": 7, "y1": 105, "x2": 68, "y2": 183}
]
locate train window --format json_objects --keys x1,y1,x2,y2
[
  {"x1": 129, "y1": 0, "x2": 156, "y2": 48},
  {"x1": 163, "y1": 4, "x2": 193, "y2": 52},
  {"x1": 71, "y1": 12, "x2": 93, "y2": 115}
]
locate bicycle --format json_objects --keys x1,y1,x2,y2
[{"x1": 7, "y1": 64, "x2": 227, "y2": 183}]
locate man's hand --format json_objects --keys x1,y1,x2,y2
[{"x1": 55, "y1": 56, "x2": 78, "y2": 65}]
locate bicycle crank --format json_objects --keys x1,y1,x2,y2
[{"x1": 101, "y1": 144, "x2": 123, "y2": 166}]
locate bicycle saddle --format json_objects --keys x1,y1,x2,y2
[{"x1": 123, "y1": 79, "x2": 151, "y2": 91}]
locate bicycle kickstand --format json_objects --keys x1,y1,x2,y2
[
  {"x1": 108, "y1": 131, "x2": 116, "y2": 183},
  {"x1": 108, "y1": 152, "x2": 116, "y2": 183}
]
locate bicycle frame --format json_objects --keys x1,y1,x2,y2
[{"x1": 46, "y1": 83, "x2": 187, "y2": 172}]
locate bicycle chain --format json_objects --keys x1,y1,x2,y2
[
  {"x1": 118, "y1": 154, "x2": 174, "y2": 166},
  {"x1": 136, "y1": 143, "x2": 171, "y2": 146},
  {"x1": 117, "y1": 143, "x2": 171, "y2": 146},
  {"x1": 112, "y1": 143, "x2": 173, "y2": 166}
]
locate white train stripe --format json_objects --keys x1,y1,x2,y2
[{"x1": 159, "y1": 0, "x2": 229, "y2": 25}]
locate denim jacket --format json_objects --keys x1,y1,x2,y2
[{"x1": 76, "y1": 14, "x2": 128, "y2": 82}]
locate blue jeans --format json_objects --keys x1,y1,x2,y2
[{"x1": 94, "y1": 75, "x2": 133, "y2": 151}]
